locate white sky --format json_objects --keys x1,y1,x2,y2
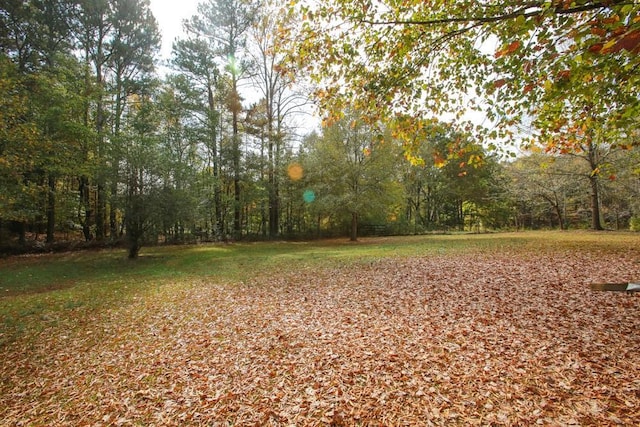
[
  {"x1": 149, "y1": 0, "x2": 201, "y2": 60},
  {"x1": 148, "y1": 0, "x2": 319, "y2": 134}
]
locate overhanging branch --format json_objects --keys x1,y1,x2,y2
[{"x1": 359, "y1": 1, "x2": 628, "y2": 27}]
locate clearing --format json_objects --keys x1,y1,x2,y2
[{"x1": 1, "y1": 232, "x2": 639, "y2": 425}]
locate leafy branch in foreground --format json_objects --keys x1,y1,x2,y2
[{"x1": 286, "y1": 0, "x2": 640, "y2": 153}]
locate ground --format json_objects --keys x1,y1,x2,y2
[{"x1": 1, "y1": 233, "x2": 639, "y2": 425}]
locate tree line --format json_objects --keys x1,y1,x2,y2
[{"x1": 1, "y1": 0, "x2": 639, "y2": 257}]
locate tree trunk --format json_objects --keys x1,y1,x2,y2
[
  {"x1": 127, "y1": 175, "x2": 143, "y2": 259},
  {"x1": 589, "y1": 174, "x2": 604, "y2": 230},
  {"x1": 95, "y1": 59, "x2": 106, "y2": 241},
  {"x1": 46, "y1": 175, "x2": 56, "y2": 244},
  {"x1": 554, "y1": 203, "x2": 565, "y2": 230},
  {"x1": 350, "y1": 212, "x2": 358, "y2": 241},
  {"x1": 584, "y1": 137, "x2": 604, "y2": 231},
  {"x1": 268, "y1": 134, "x2": 278, "y2": 238},
  {"x1": 128, "y1": 237, "x2": 141, "y2": 259},
  {"x1": 207, "y1": 84, "x2": 223, "y2": 240},
  {"x1": 232, "y1": 80, "x2": 242, "y2": 238},
  {"x1": 18, "y1": 221, "x2": 26, "y2": 246},
  {"x1": 96, "y1": 183, "x2": 106, "y2": 240}
]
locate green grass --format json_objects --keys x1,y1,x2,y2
[{"x1": 1, "y1": 230, "x2": 638, "y2": 345}]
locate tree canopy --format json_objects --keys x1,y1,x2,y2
[
  {"x1": 289, "y1": 0, "x2": 640, "y2": 149},
  {"x1": 1, "y1": 0, "x2": 640, "y2": 252}
]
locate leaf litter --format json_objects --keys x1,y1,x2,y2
[{"x1": 1, "y1": 247, "x2": 639, "y2": 426}]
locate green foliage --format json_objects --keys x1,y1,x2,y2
[
  {"x1": 2, "y1": 0, "x2": 639, "y2": 247},
  {"x1": 400, "y1": 121, "x2": 508, "y2": 231},
  {"x1": 288, "y1": 0, "x2": 640, "y2": 154},
  {"x1": 302, "y1": 111, "x2": 404, "y2": 238}
]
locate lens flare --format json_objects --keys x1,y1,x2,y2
[
  {"x1": 287, "y1": 163, "x2": 304, "y2": 181},
  {"x1": 303, "y1": 189, "x2": 316, "y2": 203}
]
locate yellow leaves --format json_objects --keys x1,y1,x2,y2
[
  {"x1": 467, "y1": 153, "x2": 482, "y2": 166},
  {"x1": 321, "y1": 110, "x2": 344, "y2": 128},
  {"x1": 601, "y1": 38, "x2": 618, "y2": 53},
  {"x1": 405, "y1": 152, "x2": 425, "y2": 167}
]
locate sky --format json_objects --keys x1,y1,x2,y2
[
  {"x1": 148, "y1": 0, "x2": 319, "y2": 134},
  {"x1": 149, "y1": 0, "x2": 201, "y2": 60}
]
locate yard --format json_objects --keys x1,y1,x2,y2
[{"x1": 1, "y1": 232, "x2": 639, "y2": 425}]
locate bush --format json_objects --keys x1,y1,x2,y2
[{"x1": 630, "y1": 216, "x2": 640, "y2": 232}]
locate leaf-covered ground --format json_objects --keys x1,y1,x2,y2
[{"x1": 2, "y1": 242, "x2": 640, "y2": 425}]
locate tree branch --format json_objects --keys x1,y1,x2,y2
[{"x1": 359, "y1": 1, "x2": 628, "y2": 27}]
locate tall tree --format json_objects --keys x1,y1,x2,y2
[
  {"x1": 107, "y1": 0, "x2": 160, "y2": 238},
  {"x1": 0, "y1": 56, "x2": 40, "y2": 244},
  {"x1": 0, "y1": 0, "x2": 85, "y2": 244},
  {"x1": 304, "y1": 111, "x2": 403, "y2": 241},
  {"x1": 76, "y1": 0, "x2": 160, "y2": 241},
  {"x1": 156, "y1": 76, "x2": 202, "y2": 242},
  {"x1": 76, "y1": 0, "x2": 113, "y2": 240},
  {"x1": 247, "y1": 1, "x2": 309, "y2": 238},
  {"x1": 171, "y1": 37, "x2": 224, "y2": 238},
  {"x1": 185, "y1": 0, "x2": 257, "y2": 238},
  {"x1": 121, "y1": 84, "x2": 163, "y2": 258}
]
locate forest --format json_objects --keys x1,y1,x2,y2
[{"x1": 1, "y1": 0, "x2": 639, "y2": 258}]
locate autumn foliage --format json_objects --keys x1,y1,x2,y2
[{"x1": 2, "y1": 235, "x2": 639, "y2": 425}]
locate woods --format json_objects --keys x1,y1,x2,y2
[{"x1": 1, "y1": 0, "x2": 639, "y2": 256}]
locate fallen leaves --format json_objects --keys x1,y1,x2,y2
[{"x1": 1, "y1": 245, "x2": 640, "y2": 425}]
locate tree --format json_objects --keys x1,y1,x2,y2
[
  {"x1": 289, "y1": 1, "x2": 640, "y2": 229},
  {"x1": 107, "y1": 0, "x2": 161, "y2": 239},
  {"x1": 507, "y1": 153, "x2": 582, "y2": 229},
  {"x1": 290, "y1": 0, "x2": 639, "y2": 126},
  {"x1": 0, "y1": 56, "x2": 41, "y2": 244},
  {"x1": 121, "y1": 86, "x2": 163, "y2": 258},
  {"x1": 247, "y1": 0, "x2": 310, "y2": 238},
  {"x1": 76, "y1": 0, "x2": 160, "y2": 241},
  {"x1": 171, "y1": 37, "x2": 224, "y2": 238},
  {"x1": 155, "y1": 78, "x2": 202, "y2": 243},
  {"x1": 303, "y1": 111, "x2": 403, "y2": 241},
  {"x1": 0, "y1": 0, "x2": 86, "y2": 245},
  {"x1": 185, "y1": 0, "x2": 257, "y2": 238},
  {"x1": 400, "y1": 121, "x2": 505, "y2": 231},
  {"x1": 76, "y1": 0, "x2": 114, "y2": 240}
]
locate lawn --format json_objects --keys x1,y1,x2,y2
[{"x1": 1, "y1": 231, "x2": 639, "y2": 425}]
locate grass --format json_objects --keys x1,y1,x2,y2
[
  {"x1": 1, "y1": 230, "x2": 638, "y2": 346},
  {"x1": 2, "y1": 230, "x2": 640, "y2": 425}
]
